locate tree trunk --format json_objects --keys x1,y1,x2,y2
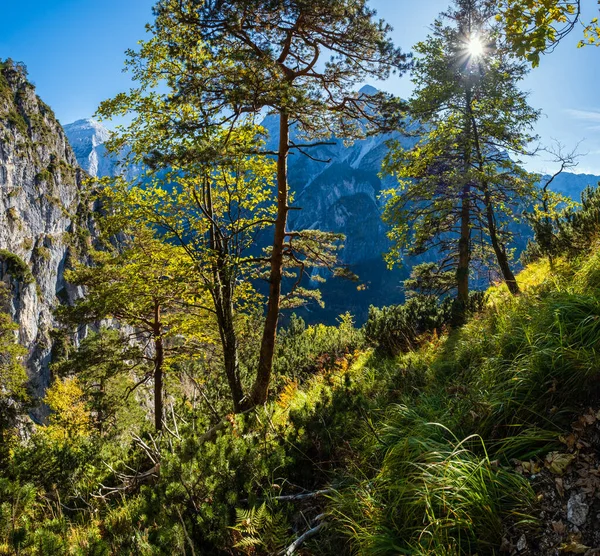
[
  {"x1": 457, "y1": 183, "x2": 471, "y2": 305},
  {"x1": 153, "y1": 301, "x2": 164, "y2": 432},
  {"x1": 204, "y1": 177, "x2": 245, "y2": 412},
  {"x1": 470, "y1": 114, "x2": 520, "y2": 295},
  {"x1": 457, "y1": 87, "x2": 473, "y2": 309},
  {"x1": 220, "y1": 283, "x2": 245, "y2": 412},
  {"x1": 483, "y1": 188, "x2": 520, "y2": 295},
  {"x1": 252, "y1": 111, "x2": 290, "y2": 407}
]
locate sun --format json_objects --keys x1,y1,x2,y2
[{"x1": 467, "y1": 35, "x2": 485, "y2": 58}]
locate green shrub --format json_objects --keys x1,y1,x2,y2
[
  {"x1": 33, "y1": 246, "x2": 51, "y2": 262},
  {"x1": 364, "y1": 292, "x2": 487, "y2": 357},
  {"x1": 0, "y1": 250, "x2": 34, "y2": 285},
  {"x1": 524, "y1": 183, "x2": 600, "y2": 262},
  {"x1": 35, "y1": 169, "x2": 53, "y2": 184},
  {"x1": 274, "y1": 312, "x2": 363, "y2": 383},
  {"x1": 6, "y1": 208, "x2": 18, "y2": 222},
  {"x1": 6, "y1": 110, "x2": 28, "y2": 136},
  {"x1": 364, "y1": 296, "x2": 453, "y2": 356}
]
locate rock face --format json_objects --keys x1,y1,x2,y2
[
  {"x1": 63, "y1": 118, "x2": 111, "y2": 178},
  {"x1": 0, "y1": 60, "x2": 93, "y2": 400},
  {"x1": 63, "y1": 118, "x2": 141, "y2": 180}
]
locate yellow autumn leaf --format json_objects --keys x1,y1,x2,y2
[{"x1": 545, "y1": 452, "x2": 576, "y2": 475}]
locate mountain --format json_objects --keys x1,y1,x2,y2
[
  {"x1": 540, "y1": 171, "x2": 600, "y2": 198},
  {"x1": 63, "y1": 118, "x2": 141, "y2": 180},
  {"x1": 0, "y1": 61, "x2": 95, "y2": 401},
  {"x1": 63, "y1": 95, "x2": 600, "y2": 324}
]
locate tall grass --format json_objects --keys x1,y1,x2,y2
[
  {"x1": 328, "y1": 250, "x2": 600, "y2": 554},
  {"x1": 332, "y1": 419, "x2": 535, "y2": 555}
]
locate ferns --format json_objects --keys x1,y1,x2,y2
[{"x1": 232, "y1": 503, "x2": 289, "y2": 554}]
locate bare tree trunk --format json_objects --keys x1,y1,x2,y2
[
  {"x1": 153, "y1": 301, "x2": 164, "y2": 432},
  {"x1": 252, "y1": 112, "x2": 290, "y2": 407},
  {"x1": 483, "y1": 189, "x2": 520, "y2": 295},
  {"x1": 457, "y1": 183, "x2": 471, "y2": 305},
  {"x1": 457, "y1": 86, "x2": 473, "y2": 309},
  {"x1": 204, "y1": 177, "x2": 245, "y2": 412},
  {"x1": 470, "y1": 115, "x2": 520, "y2": 295},
  {"x1": 219, "y1": 283, "x2": 245, "y2": 412}
]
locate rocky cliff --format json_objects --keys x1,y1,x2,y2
[{"x1": 0, "y1": 60, "x2": 93, "y2": 401}]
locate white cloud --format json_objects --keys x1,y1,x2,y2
[{"x1": 566, "y1": 108, "x2": 600, "y2": 127}]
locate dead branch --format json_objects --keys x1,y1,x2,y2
[{"x1": 280, "y1": 522, "x2": 326, "y2": 555}]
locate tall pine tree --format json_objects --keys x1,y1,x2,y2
[
  {"x1": 383, "y1": 0, "x2": 539, "y2": 307},
  {"x1": 99, "y1": 0, "x2": 409, "y2": 407}
]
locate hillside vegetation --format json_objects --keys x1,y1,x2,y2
[
  {"x1": 2, "y1": 1, "x2": 600, "y2": 554},
  {"x1": 1, "y1": 190, "x2": 600, "y2": 554}
]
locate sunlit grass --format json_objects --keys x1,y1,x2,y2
[{"x1": 324, "y1": 252, "x2": 600, "y2": 554}]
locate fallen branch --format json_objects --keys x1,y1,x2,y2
[
  {"x1": 269, "y1": 489, "x2": 333, "y2": 502},
  {"x1": 92, "y1": 463, "x2": 161, "y2": 499},
  {"x1": 240, "y1": 488, "x2": 333, "y2": 504},
  {"x1": 280, "y1": 522, "x2": 326, "y2": 555}
]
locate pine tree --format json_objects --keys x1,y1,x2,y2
[
  {"x1": 98, "y1": 0, "x2": 409, "y2": 407},
  {"x1": 383, "y1": 0, "x2": 539, "y2": 309}
]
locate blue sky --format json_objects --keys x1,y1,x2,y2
[{"x1": 2, "y1": 0, "x2": 600, "y2": 174}]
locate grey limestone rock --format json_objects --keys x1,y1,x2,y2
[{"x1": 0, "y1": 60, "x2": 94, "y2": 404}]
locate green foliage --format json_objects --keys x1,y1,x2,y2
[
  {"x1": 405, "y1": 262, "x2": 457, "y2": 298},
  {"x1": 364, "y1": 293, "x2": 486, "y2": 356},
  {"x1": 60, "y1": 222, "x2": 216, "y2": 430},
  {"x1": 496, "y1": 0, "x2": 596, "y2": 65},
  {"x1": 6, "y1": 207, "x2": 19, "y2": 222},
  {"x1": 32, "y1": 245, "x2": 50, "y2": 262},
  {"x1": 5, "y1": 5, "x2": 600, "y2": 554},
  {"x1": 524, "y1": 183, "x2": 600, "y2": 263},
  {"x1": 5, "y1": 243, "x2": 600, "y2": 554},
  {"x1": 274, "y1": 313, "x2": 364, "y2": 383},
  {"x1": 383, "y1": 0, "x2": 539, "y2": 298},
  {"x1": 52, "y1": 328, "x2": 147, "y2": 434},
  {"x1": 6, "y1": 110, "x2": 28, "y2": 136},
  {"x1": 0, "y1": 250, "x2": 34, "y2": 285},
  {"x1": 364, "y1": 296, "x2": 454, "y2": 356},
  {"x1": 42, "y1": 377, "x2": 91, "y2": 444},
  {"x1": 328, "y1": 247, "x2": 600, "y2": 553},
  {"x1": 35, "y1": 169, "x2": 53, "y2": 183},
  {"x1": 232, "y1": 502, "x2": 289, "y2": 553},
  {"x1": 97, "y1": 0, "x2": 409, "y2": 408}
]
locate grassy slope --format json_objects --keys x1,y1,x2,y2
[
  {"x1": 281, "y1": 249, "x2": 600, "y2": 555},
  {"x1": 3, "y1": 248, "x2": 599, "y2": 554}
]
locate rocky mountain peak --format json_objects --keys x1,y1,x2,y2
[
  {"x1": 358, "y1": 84, "x2": 379, "y2": 96},
  {"x1": 64, "y1": 118, "x2": 111, "y2": 148},
  {"x1": 63, "y1": 118, "x2": 113, "y2": 178},
  {"x1": 63, "y1": 118, "x2": 140, "y2": 179}
]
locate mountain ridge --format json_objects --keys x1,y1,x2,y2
[{"x1": 62, "y1": 114, "x2": 600, "y2": 323}]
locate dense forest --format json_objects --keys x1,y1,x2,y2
[{"x1": 2, "y1": 0, "x2": 600, "y2": 554}]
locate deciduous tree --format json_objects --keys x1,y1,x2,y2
[
  {"x1": 61, "y1": 226, "x2": 212, "y2": 431},
  {"x1": 496, "y1": 0, "x2": 599, "y2": 65}
]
